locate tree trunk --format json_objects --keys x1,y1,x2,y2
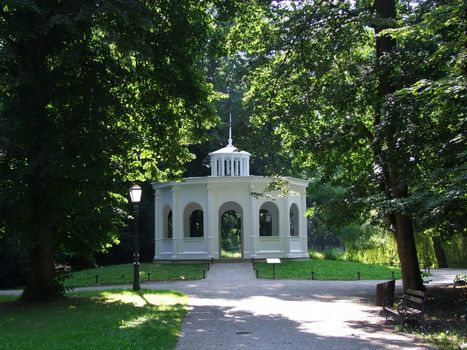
[
  {"x1": 373, "y1": 0, "x2": 424, "y2": 291},
  {"x1": 21, "y1": 243, "x2": 58, "y2": 301},
  {"x1": 432, "y1": 236, "x2": 448, "y2": 268}
]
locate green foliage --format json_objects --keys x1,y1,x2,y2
[
  {"x1": 443, "y1": 234, "x2": 467, "y2": 268},
  {"x1": 322, "y1": 248, "x2": 344, "y2": 261},
  {"x1": 220, "y1": 250, "x2": 242, "y2": 259},
  {"x1": 0, "y1": 290, "x2": 187, "y2": 350},
  {"x1": 256, "y1": 259, "x2": 401, "y2": 280},
  {"x1": 0, "y1": 235, "x2": 30, "y2": 288},
  {"x1": 62, "y1": 263, "x2": 206, "y2": 288},
  {"x1": 220, "y1": 210, "x2": 241, "y2": 255},
  {"x1": 418, "y1": 330, "x2": 466, "y2": 350},
  {"x1": 231, "y1": 0, "x2": 465, "y2": 286},
  {"x1": 345, "y1": 229, "x2": 399, "y2": 266},
  {"x1": 0, "y1": 0, "x2": 219, "y2": 299},
  {"x1": 308, "y1": 250, "x2": 325, "y2": 260}
]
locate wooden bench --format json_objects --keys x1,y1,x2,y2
[{"x1": 383, "y1": 288, "x2": 427, "y2": 324}]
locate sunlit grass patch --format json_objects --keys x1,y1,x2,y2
[
  {"x1": 0, "y1": 289, "x2": 187, "y2": 350},
  {"x1": 98, "y1": 290, "x2": 185, "y2": 307},
  {"x1": 220, "y1": 249, "x2": 242, "y2": 258}
]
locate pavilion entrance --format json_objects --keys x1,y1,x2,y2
[{"x1": 219, "y1": 202, "x2": 243, "y2": 259}]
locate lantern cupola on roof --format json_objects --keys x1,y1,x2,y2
[{"x1": 209, "y1": 114, "x2": 250, "y2": 177}]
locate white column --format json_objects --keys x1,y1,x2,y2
[
  {"x1": 221, "y1": 157, "x2": 225, "y2": 176},
  {"x1": 154, "y1": 189, "x2": 161, "y2": 260},
  {"x1": 284, "y1": 196, "x2": 292, "y2": 256},
  {"x1": 246, "y1": 158, "x2": 250, "y2": 175},
  {"x1": 249, "y1": 183, "x2": 257, "y2": 258},
  {"x1": 206, "y1": 184, "x2": 217, "y2": 258},
  {"x1": 211, "y1": 158, "x2": 216, "y2": 176},
  {"x1": 172, "y1": 188, "x2": 181, "y2": 258},
  {"x1": 300, "y1": 190, "x2": 307, "y2": 257}
]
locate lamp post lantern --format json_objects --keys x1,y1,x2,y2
[{"x1": 129, "y1": 184, "x2": 142, "y2": 291}]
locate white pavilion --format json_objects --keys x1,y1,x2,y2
[{"x1": 152, "y1": 130, "x2": 309, "y2": 260}]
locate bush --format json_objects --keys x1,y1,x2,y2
[
  {"x1": 0, "y1": 237, "x2": 30, "y2": 289},
  {"x1": 308, "y1": 250, "x2": 324, "y2": 260},
  {"x1": 323, "y1": 248, "x2": 344, "y2": 261}
]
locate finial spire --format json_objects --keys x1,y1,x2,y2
[
  {"x1": 228, "y1": 110, "x2": 232, "y2": 145},
  {"x1": 228, "y1": 99, "x2": 233, "y2": 145}
]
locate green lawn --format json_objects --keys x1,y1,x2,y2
[
  {"x1": 255, "y1": 259, "x2": 401, "y2": 280},
  {"x1": 0, "y1": 290, "x2": 187, "y2": 350},
  {"x1": 63, "y1": 263, "x2": 207, "y2": 288}
]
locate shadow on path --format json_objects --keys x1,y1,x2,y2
[{"x1": 174, "y1": 263, "x2": 435, "y2": 350}]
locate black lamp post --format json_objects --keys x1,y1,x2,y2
[{"x1": 129, "y1": 184, "x2": 142, "y2": 291}]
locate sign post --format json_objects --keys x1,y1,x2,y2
[{"x1": 266, "y1": 258, "x2": 281, "y2": 279}]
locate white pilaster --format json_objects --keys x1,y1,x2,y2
[
  {"x1": 300, "y1": 190, "x2": 307, "y2": 256},
  {"x1": 154, "y1": 189, "x2": 161, "y2": 259},
  {"x1": 248, "y1": 183, "x2": 257, "y2": 258},
  {"x1": 284, "y1": 196, "x2": 292, "y2": 256},
  {"x1": 172, "y1": 188, "x2": 181, "y2": 258},
  {"x1": 206, "y1": 184, "x2": 216, "y2": 258}
]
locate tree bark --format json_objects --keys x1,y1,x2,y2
[
  {"x1": 432, "y1": 236, "x2": 448, "y2": 268},
  {"x1": 21, "y1": 243, "x2": 58, "y2": 301},
  {"x1": 373, "y1": 0, "x2": 424, "y2": 291}
]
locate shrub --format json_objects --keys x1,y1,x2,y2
[
  {"x1": 323, "y1": 248, "x2": 344, "y2": 261},
  {"x1": 308, "y1": 250, "x2": 324, "y2": 260}
]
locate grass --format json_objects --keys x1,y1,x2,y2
[
  {"x1": 397, "y1": 285, "x2": 466, "y2": 350},
  {"x1": 255, "y1": 259, "x2": 401, "y2": 280},
  {"x1": 220, "y1": 249, "x2": 242, "y2": 259},
  {"x1": 0, "y1": 289, "x2": 187, "y2": 350},
  {"x1": 63, "y1": 262, "x2": 207, "y2": 288}
]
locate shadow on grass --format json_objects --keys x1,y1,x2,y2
[{"x1": 0, "y1": 289, "x2": 186, "y2": 350}]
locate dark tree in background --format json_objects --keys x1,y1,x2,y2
[{"x1": 0, "y1": 0, "x2": 217, "y2": 301}]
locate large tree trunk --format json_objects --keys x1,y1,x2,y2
[
  {"x1": 432, "y1": 236, "x2": 448, "y2": 268},
  {"x1": 21, "y1": 243, "x2": 57, "y2": 301},
  {"x1": 374, "y1": 0, "x2": 424, "y2": 291}
]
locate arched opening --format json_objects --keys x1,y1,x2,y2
[
  {"x1": 259, "y1": 202, "x2": 279, "y2": 236},
  {"x1": 184, "y1": 203, "x2": 204, "y2": 238},
  {"x1": 163, "y1": 206, "x2": 173, "y2": 239},
  {"x1": 290, "y1": 203, "x2": 299, "y2": 236},
  {"x1": 218, "y1": 202, "x2": 243, "y2": 258}
]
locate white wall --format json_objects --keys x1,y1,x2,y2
[{"x1": 153, "y1": 176, "x2": 309, "y2": 260}]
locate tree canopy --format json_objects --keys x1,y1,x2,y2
[
  {"x1": 0, "y1": 0, "x2": 219, "y2": 300},
  {"x1": 227, "y1": 0, "x2": 465, "y2": 289}
]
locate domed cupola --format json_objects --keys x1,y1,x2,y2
[{"x1": 209, "y1": 120, "x2": 250, "y2": 177}]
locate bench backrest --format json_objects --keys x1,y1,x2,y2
[{"x1": 405, "y1": 289, "x2": 426, "y2": 311}]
